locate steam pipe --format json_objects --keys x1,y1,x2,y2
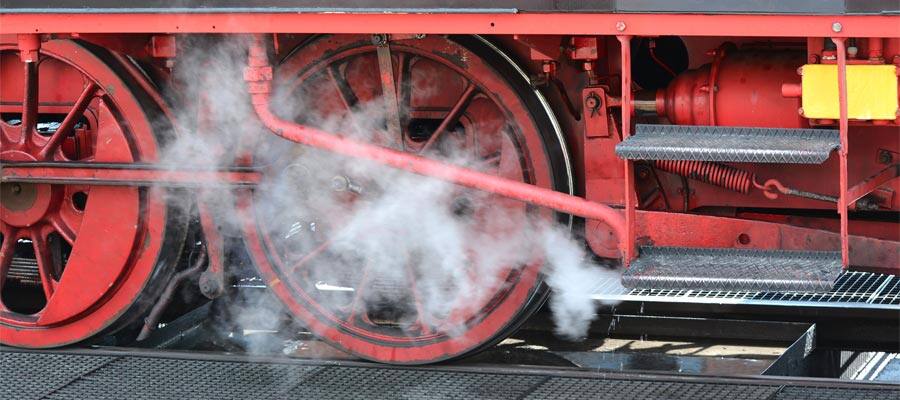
[{"x1": 244, "y1": 35, "x2": 626, "y2": 257}]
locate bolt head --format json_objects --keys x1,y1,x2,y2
[
  {"x1": 832, "y1": 22, "x2": 843, "y2": 33},
  {"x1": 615, "y1": 21, "x2": 626, "y2": 32}
]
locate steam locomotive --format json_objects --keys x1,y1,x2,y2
[{"x1": 1, "y1": 1, "x2": 897, "y2": 364}]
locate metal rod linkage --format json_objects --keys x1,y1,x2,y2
[{"x1": 243, "y1": 35, "x2": 627, "y2": 257}]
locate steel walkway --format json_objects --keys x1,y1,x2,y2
[{"x1": 2, "y1": 348, "x2": 898, "y2": 400}]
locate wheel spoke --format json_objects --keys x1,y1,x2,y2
[
  {"x1": 288, "y1": 237, "x2": 334, "y2": 274},
  {"x1": 375, "y1": 43, "x2": 404, "y2": 149},
  {"x1": 0, "y1": 225, "x2": 17, "y2": 296},
  {"x1": 419, "y1": 84, "x2": 476, "y2": 154},
  {"x1": 20, "y1": 61, "x2": 39, "y2": 144},
  {"x1": 1, "y1": 120, "x2": 17, "y2": 146},
  {"x1": 39, "y1": 82, "x2": 98, "y2": 160},
  {"x1": 478, "y1": 153, "x2": 502, "y2": 174},
  {"x1": 47, "y1": 214, "x2": 77, "y2": 246},
  {"x1": 396, "y1": 52, "x2": 411, "y2": 146},
  {"x1": 326, "y1": 65, "x2": 358, "y2": 113},
  {"x1": 404, "y1": 261, "x2": 432, "y2": 335},
  {"x1": 30, "y1": 229, "x2": 56, "y2": 300},
  {"x1": 345, "y1": 259, "x2": 373, "y2": 323},
  {"x1": 325, "y1": 65, "x2": 364, "y2": 134}
]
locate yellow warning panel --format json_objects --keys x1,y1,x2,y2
[{"x1": 801, "y1": 64, "x2": 898, "y2": 120}]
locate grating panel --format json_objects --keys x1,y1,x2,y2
[
  {"x1": 45, "y1": 356, "x2": 319, "y2": 400},
  {"x1": 0, "y1": 352, "x2": 116, "y2": 400},
  {"x1": 871, "y1": 276, "x2": 900, "y2": 305},
  {"x1": 3, "y1": 350, "x2": 899, "y2": 400},
  {"x1": 593, "y1": 271, "x2": 900, "y2": 309},
  {"x1": 286, "y1": 366, "x2": 543, "y2": 399},
  {"x1": 523, "y1": 377, "x2": 779, "y2": 400},
  {"x1": 774, "y1": 386, "x2": 900, "y2": 400}
]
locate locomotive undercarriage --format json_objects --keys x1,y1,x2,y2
[{"x1": 1, "y1": 26, "x2": 898, "y2": 364}]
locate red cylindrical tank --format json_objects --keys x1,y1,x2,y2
[{"x1": 655, "y1": 50, "x2": 808, "y2": 128}]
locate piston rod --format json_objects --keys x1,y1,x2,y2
[{"x1": 244, "y1": 35, "x2": 627, "y2": 256}]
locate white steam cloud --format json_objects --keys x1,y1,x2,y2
[{"x1": 158, "y1": 36, "x2": 619, "y2": 350}]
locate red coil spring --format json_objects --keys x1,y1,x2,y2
[{"x1": 653, "y1": 160, "x2": 755, "y2": 194}]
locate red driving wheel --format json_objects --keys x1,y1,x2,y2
[
  {"x1": 0, "y1": 39, "x2": 186, "y2": 347},
  {"x1": 240, "y1": 35, "x2": 571, "y2": 363}
]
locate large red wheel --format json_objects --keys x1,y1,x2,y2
[
  {"x1": 240, "y1": 35, "x2": 571, "y2": 364},
  {"x1": 0, "y1": 39, "x2": 187, "y2": 347}
]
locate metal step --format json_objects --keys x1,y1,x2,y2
[
  {"x1": 615, "y1": 125, "x2": 840, "y2": 164},
  {"x1": 593, "y1": 271, "x2": 900, "y2": 310},
  {"x1": 622, "y1": 246, "x2": 843, "y2": 293}
]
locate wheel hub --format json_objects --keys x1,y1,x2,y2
[
  {"x1": 0, "y1": 151, "x2": 54, "y2": 227},
  {"x1": 0, "y1": 182, "x2": 53, "y2": 225}
]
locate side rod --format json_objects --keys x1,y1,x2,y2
[{"x1": 244, "y1": 35, "x2": 627, "y2": 257}]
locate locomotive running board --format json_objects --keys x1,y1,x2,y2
[
  {"x1": 615, "y1": 124, "x2": 841, "y2": 164},
  {"x1": 621, "y1": 246, "x2": 843, "y2": 293}
]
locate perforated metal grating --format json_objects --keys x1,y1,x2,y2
[
  {"x1": 594, "y1": 271, "x2": 900, "y2": 310},
  {"x1": 522, "y1": 377, "x2": 779, "y2": 400},
  {"x1": 2, "y1": 350, "x2": 897, "y2": 400}
]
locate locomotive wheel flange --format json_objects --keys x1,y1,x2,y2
[
  {"x1": 239, "y1": 35, "x2": 571, "y2": 364},
  {"x1": 0, "y1": 39, "x2": 187, "y2": 348}
]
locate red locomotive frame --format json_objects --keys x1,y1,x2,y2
[{"x1": 1, "y1": 5, "x2": 898, "y2": 363}]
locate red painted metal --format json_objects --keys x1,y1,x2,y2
[
  {"x1": 617, "y1": 35, "x2": 636, "y2": 264},
  {"x1": 654, "y1": 50, "x2": 808, "y2": 128},
  {"x1": 0, "y1": 6, "x2": 896, "y2": 361},
  {"x1": 834, "y1": 37, "x2": 851, "y2": 268},
  {"x1": 588, "y1": 211, "x2": 898, "y2": 274},
  {"x1": 652, "y1": 160, "x2": 755, "y2": 194},
  {"x1": 0, "y1": 38, "x2": 178, "y2": 348},
  {"x1": 0, "y1": 13, "x2": 898, "y2": 38},
  {"x1": 244, "y1": 36, "x2": 627, "y2": 251},
  {"x1": 240, "y1": 34, "x2": 574, "y2": 363},
  {"x1": 847, "y1": 164, "x2": 899, "y2": 209}
]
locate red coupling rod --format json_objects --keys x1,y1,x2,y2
[{"x1": 244, "y1": 35, "x2": 627, "y2": 258}]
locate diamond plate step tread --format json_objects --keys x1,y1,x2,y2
[
  {"x1": 622, "y1": 247, "x2": 843, "y2": 293},
  {"x1": 615, "y1": 125, "x2": 840, "y2": 164}
]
